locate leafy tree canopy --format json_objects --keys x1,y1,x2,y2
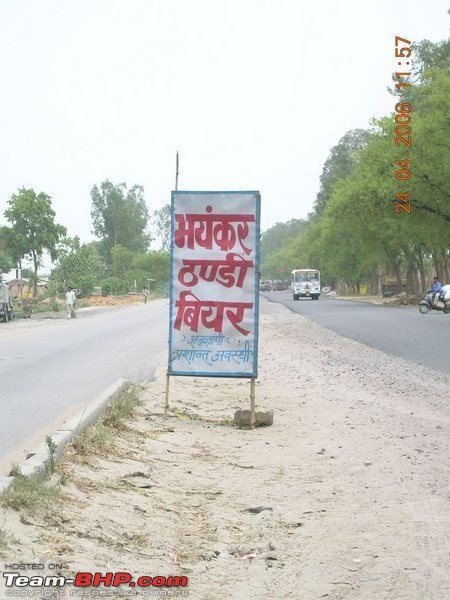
[
  {"x1": 260, "y1": 218, "x2": 308, "y2": 276},
  {"x1": 313, "y1": 128, "x2": 372, "y2": 216},
  {"x1": 0, "y1": 226, "x2": 13, "y2": 274},
  {"x1": 90, "y1": 180, "x2": 151, "y2": 262},
  {"x1": 3, "y1": 188, "x2": 66, "y2": 295},
  {"x1": 50, "y1": 237, "x2": 103, "y2": 296},
  {"x1": 411, "y1": 38, "x2": 450, "y2": 82},
  {"x1": 152, "y1": 204, "x2": 171, "y2": 252}
]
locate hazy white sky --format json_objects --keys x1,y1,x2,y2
[{"x1": 0, "y1": 0, "x2": 448, "y2": 247}]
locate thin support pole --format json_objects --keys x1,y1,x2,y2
[
  {"x1": 175, "y1": 151, "x2": 179, "y2": 191},
  {"x1": 250, "y1": 377, "x2": 256, "y2": 429},
  {"x1": 164, "y1": 373, "x2": 170, "y2": 418}
]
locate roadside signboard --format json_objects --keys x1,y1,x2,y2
[{"x1": 168, "y1": 191, "x2": 260, "y2": 377}]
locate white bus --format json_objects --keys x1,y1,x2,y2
[{"x1": 291, "y1": 269, "x2": 321, "y2": 301}]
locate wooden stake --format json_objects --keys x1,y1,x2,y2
[
  {"x1": 250, "y1": 377, "x2": 256, "y2": 429},
  {"x1": 164, "y1": 373, "x2": 170, "y2": 418}
]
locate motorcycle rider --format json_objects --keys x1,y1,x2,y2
[{"x1": 431, "y1": 276, "x2": 443, "y2": 306}]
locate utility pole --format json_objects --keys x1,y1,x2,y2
[
  {"x1": 165, "y1": 150, "x2": 179, "y2": 418},
  {"x1": 175, "y1": 151, "x2": 179, "y2": 191}
]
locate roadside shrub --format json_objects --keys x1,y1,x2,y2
[{"x1": 100, "y1": 277, "x2": 126, "y2": 296}]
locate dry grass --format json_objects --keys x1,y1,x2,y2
[
  {"x1": 0, "y1": 524, "x2": 19, "y2": 556},
  {"x1": 1, "y1": 387, "x2": 143, "y2": 511},
  {"x1": 68, "y1": 387, "x2": 143, "y2": 461},
  {"x1": 0, "y1": 475, "x2": 61, "y2": 513},
  {"x1": 103, "y1": 387, "x2": 143, "y2": 430}
]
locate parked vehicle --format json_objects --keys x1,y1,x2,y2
[
  {"x1": 291, "y1": 269, "x2": 321, "y2": 300},
  {"x1": 260, "y1": 280, "x2": 273, "y2": 292},
  {"x1": 272, "y1": 280, "x2": 287, "y2": 291},
  {"x1": 418, "y1": 285, "x2": 450, "y2": 314}
]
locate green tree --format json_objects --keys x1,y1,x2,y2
[
  {"x1": 0, "y1": 252, "x2": 11, "y2": 274},
  {"x1": 313, "y1": 129, "x2": 371, "y2": 216},
  {"x1": 401, "y1": 38, "x2": 450, "y2": 92},
  {"x1": 409, "y1": 69, "x2": 450, "y2": 226},
  {"x1": 135, "y1": 251, "x2": 170, "y2": 290},
  {"x1": 50, "y1": 238, "x2": 104, "y2": 296},
  {"x1": 90, "y1": 180, "x2": 151, "y2": 265},
  {"x1": 0, "y1": 227, "x2": 13, "y2": 274},
  {"x1": 152, "y1": 204, "x2": 171, "y2": 252},
  {"x1": 260, "y1": 218, "x2": 307, "y2": 271},
  {"x1": 100, "y1": 276, "x2": 127, "y2": 296},
  {"x1": 4, "y1": 189, "x2": 66, "y2": 296},
  {"x1": 110, "y1": 245, "x2": 137, "y2": 292},
  {"x1": 94, "y1": 247, "x2": 170, "y2": 296}
]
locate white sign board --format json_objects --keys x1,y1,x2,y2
[{"x1": 168, "y1": 191, "x2": 260, "y2": 377}]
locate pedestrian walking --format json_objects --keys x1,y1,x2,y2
[
  {"x1": 66, "y1": 287, "x2": 77, "y2": 319},
  {"x1": 143, "y1": 288, "x2": 149, "y2": 304}
]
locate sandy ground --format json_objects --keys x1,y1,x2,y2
[
  {"x1": 1, "y1": 298, "x2": 449, "y2": 599},
  {"x1": 19, "y1": 294, "x2": 146, "y2": 321}
]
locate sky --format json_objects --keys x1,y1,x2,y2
[{"x1": 0, "y1": 0, "x2": 448, "y2": 254}]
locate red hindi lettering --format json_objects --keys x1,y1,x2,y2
[
  {"x1": 174, "y1": 207, "x2": 254, "y2": 254},
  {"x1": 174, "y1": 291, "x2": 253, "y2": 335},
  {"x1": 178, "y1": 253, "x2": 253, "y2": 288}
]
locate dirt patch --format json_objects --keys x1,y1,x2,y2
[{"x1": 86, "y1": 294, "x2": 146, "y2": 307}]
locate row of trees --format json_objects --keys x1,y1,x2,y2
[
  {"x1": 0, "y1": 182, "x2": 172, "y2": 297},
  {"x1": 261, "y1": 36, "x2": 450, "y2": 295}
]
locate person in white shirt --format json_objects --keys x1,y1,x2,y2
[{"x1": 65, "y1": 287, "x2": 77, "y2": 319}]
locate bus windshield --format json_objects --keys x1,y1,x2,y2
[{"x1": 293, "y1": 271, "x2": 319, "y2": 283}]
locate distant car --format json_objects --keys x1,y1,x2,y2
[
  {"x1": 272, "y1": 281, "x2": 286, "y2": 291},
  {"x1": 322, "y1": 286, "x2": 331, "y2": 293},
  {"x1": 260, "y1": 280, "x2": 272, "y2": 292},
  {"x1": 326, "y1": 290, "x2": 337, "y2": 297}
]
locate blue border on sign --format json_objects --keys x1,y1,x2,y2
[{"x1": 167, "y1": 190, "x2": 260, "y2": 378}]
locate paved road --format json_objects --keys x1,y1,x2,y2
[
  {"x1": 264, "y1": 291, "x2": 450, "y2": 377},
  {"x1": 0, "y1": 300, "x2": 168, "y2": 471}
]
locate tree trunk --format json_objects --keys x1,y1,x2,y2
[
  {"x1": 32, "y1": 251, "x2": 38, "y2": 298},
  {"x1": 416, "y1": 249, "x2": 426, "y2": 293},
  {"x1": 432, "y1": 250, "x2": 444, "y2": 282},
  {"x1": 394, "y1": 266, "x2": 402, "y2": 294},
  {"x1": 418, "y1": 261, "x2": 426, "y2": 293}
]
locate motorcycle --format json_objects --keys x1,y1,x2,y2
[{"x1": 419, "y1": 285, "x2": 450, "y2": 314}]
